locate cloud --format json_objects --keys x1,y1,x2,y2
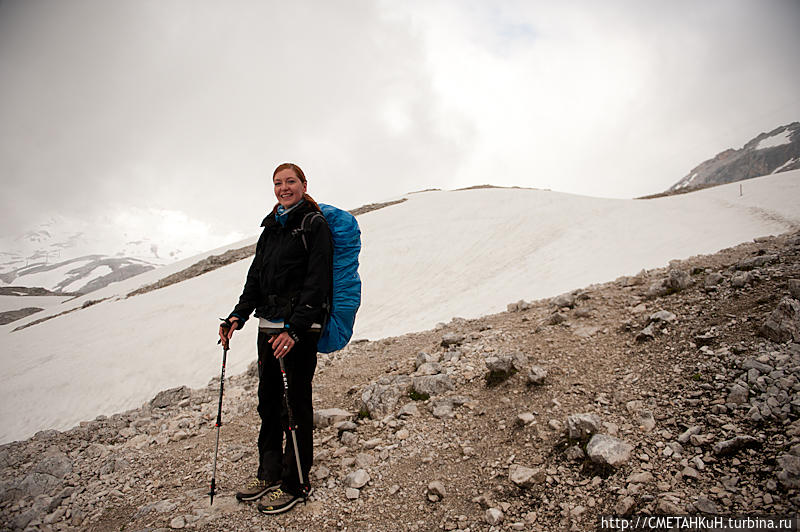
[
  {"x1": 0, "y1": 0, "x2": 798, "y2": 247},
  {"x1": 0, "y1": 0, "x2": 465, "y2": 238}
]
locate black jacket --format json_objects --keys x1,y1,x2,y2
[{"x1": 230, "y1": 201, "x2": 333, "y2": 332}]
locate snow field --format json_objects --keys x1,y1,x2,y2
[{"x1": 0, "y1": 170, "x2": 798, "y2": 443}]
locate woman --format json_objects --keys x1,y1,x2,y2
[{"x1": 219, "y1": 162, "x2": 333, "y2": 515}]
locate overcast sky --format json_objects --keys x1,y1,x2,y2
[{"x1": 1, "y1": 0, "x2": 798, "y2": 255}]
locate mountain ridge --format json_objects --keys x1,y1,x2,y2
[{"x1": 667, "y1": 122, "x2": 800, "y2": 194}]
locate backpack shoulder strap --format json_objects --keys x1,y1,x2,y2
[{"x1": 298, "y1": 211, "x2": 325, "y2": 251}]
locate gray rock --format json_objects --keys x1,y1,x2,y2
[
  {"x1": 345, "y1": 469, "x2": 370, "y2": 489},
  {"x1": 34, "y1": 453, "x2": 72, "y2": 479},
  {"x1": 678, "y1": 426, "x2": 702, "y2": 444},
  {"x1": 170, "y1": 515, "x2": 186, "y2": 529},
  {"x1": 18, "y1": 472, "x2": 62, "y2": 498},
  {"x1": 627, "y1": 472, "x2": 654, "y2": 484},
  {"x1": 415, "y1": 352, "x2": 440, "y2": 368},
  {"x1": 516, "y1": 413, "x2": 536, "y2": 426},
  {"x1": 508, "y1": 464, "x2": 545, "y2": 488},
  {"x1": 731, "y1": 271, "x2": 754, "y2": 288},
  {"x1": 565, "y1": 445, "x2": 585, "y2": 461},
  {"x1": 335, "y1": 421, "x2": 358, "y2": 433},
  {"x1": 360, "y1": 383, "x2": 404, "y2": 418},
  {"x1": 789, "y1": 279, "x2": 800, "y2": 299},
  {"x1": 636, "y1": 323, "x2": 656, "y2": 342},
  {"x1": 315, "y1": 408, "x2": 353, "y2": 428},
  {"x1": 586, "y1": 434, "x2": 633, "y2": 467},
  {"x1": 485, "y1": 508, "x2": 504, "y2": 525},
  {"x1": 760, "y1": 297, "x2": 800, "y2": 343},
  {"x1": 727, "y1": 383, "x2": 749, "y2": 404},
  {"x1": 777, "y1": 454, "x2": 800, "y2": 489},
  {"x1": 737, "y1": 254, "x2": 778, "y2": 270},
  {"x1": 426, "y1": 480, "x2": 446, "y2": 502},
  {"x1": 508, "y1": 300, "x2": 532, "y2": 312},
  {"x1": 415, "y1": 362, "x2": 443, "y2": 376},
  {"x1": 713, "y1": 435, "x2": 761, "y2": 456},
  {"x1": 398, "y1": 403, "x2": 419, "y2": 417},
  {"x1": 742, "y1": 358, "x2": 774, "y2": 373},
  {"x1": 552, "y1": 293, "x2": 576, "y2": 309},
  {"x1": 615, "y1": 496, "x2": 636, "y2": 516},
  {"x1": 150, "y1": 386, "x2": 191, "y2": 408},
  {"x1": 566, "y1": 413, "x2": 602, "y2": 440},
  {"x1": 694, "y1": 496, "x2": 720, "y2": 514},
  {"x1": 547, "y1": 312, "x2": 568, "y2": 325},
  {"x1": 441, "y1": 333, "x2": 465, "y2": 347},
  {"x1": 340, "y1": 431, "x2": 358, "y2": 447},
  {"x1": 648, "y1": 269, "x2": 692, "y2": 297},
  {"x1": 345, "y1": 487, "x2": 360, "y2": 499},
  {"x1": 573, "y1": 325, "x2": 602, "y2": 338},
  {"x1": 704, "y1": 272, "x2": 724, "y2": 288},
  {"x1": 650, "y1": 310, "x2": 677, "y2": 324},
  {"x1": 412, "y1": 374, "x2": 454, "y2": 397},
  {"x1": 527, "y1": 365, "x2": 547, "y2": 385},
  {"x1": 637, "y1": 410, "x2": 656, "y2": 432}
]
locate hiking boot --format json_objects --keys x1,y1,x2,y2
[
  {"x1": 257, "y1": 488, "x2": 304, "y2": 514},
  {"x1": 235, "y1": 478, "x2": 280, "y2": 501}
]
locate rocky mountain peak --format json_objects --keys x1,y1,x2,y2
[{"x1": 668, "y1": 122, "x2": 800, "y2": 193}]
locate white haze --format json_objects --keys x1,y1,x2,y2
[{"x1": 1, "y1": 171, "x2": 799, "y2": 443}]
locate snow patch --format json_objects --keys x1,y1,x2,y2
[
  {"x1": 772, "y1": 158, "x2": 797, "y2": 174},
  {"x1": 755, "y1": 129, "x2": 793, "y2": 150}
]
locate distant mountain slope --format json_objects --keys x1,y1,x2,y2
[
  {"x1": 0, "y1": 255, "x2": 155, "y2": 294},
  {"x1": 668, "y1": 122, "x2": 800, "y2": 193}
]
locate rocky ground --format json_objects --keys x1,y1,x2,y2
[{"x1": 2, "y1": 230, "x2": 800, "y2": 532}]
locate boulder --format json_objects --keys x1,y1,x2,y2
[
  {"x1": 760, "y1": 297, "x2": 800, "y2": 343},
  {"x1": 586, "y1": 434, "x2": 633, "y2": 467},
  {"x1": 150, "y1": 386, "x2": 191, "y2": 408}
]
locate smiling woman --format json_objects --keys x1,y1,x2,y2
[{"x1": 218, "y1": 162, "x2": 333, "y2": 515}]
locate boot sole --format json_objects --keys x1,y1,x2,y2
[{"x1": 235, "y1": 482, "x2": 281, "y2": 502}]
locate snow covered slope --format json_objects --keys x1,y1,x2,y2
[{"x1": 1, "y1": 171, "x2": 799, "y2": 443}]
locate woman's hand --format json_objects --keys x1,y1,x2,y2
[
  {"x1": 268, "y1": 331, "x2": 296, "y2": 358},
  {"x1": 218, "y1": 317, "x2": 240, "y2": 349}
]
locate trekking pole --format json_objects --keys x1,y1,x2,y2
[
  {"x1": 209, "y1": 338, "x2": 229, "y2": 505},
  {"x1": 278, "y1": 357, "x2": 308, "y2": 497}
]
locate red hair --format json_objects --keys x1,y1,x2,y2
[{"x1": 271, "y1": 162, "x2": 321, "y2": 213}]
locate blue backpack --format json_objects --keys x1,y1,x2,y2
[{"x1": 300, "y1": 203, "x2": 362, "y2": 353}]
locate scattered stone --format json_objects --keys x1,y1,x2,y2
[
  {"x1": 412, "y1": 374, "x2": 454, "y2": 396},
  {"x1": 314, "y1": 408, "x2": 353, "y2": 428},
  {"x1": 727, "y1": 383, "x2": 748, "y2": 404},
  {"x1": 426, "y1": 481, "x2": 446, "y2": 502},
  {"x1": 566, "y1": 413, "x2": 602, "y2": 440},
  {"x1": 615, "y1": 496, "x2": 636, "y2": 516},
  {"x1": 527, "y1": 365, "x2": 547, "y2": 385},
  {"x1": 344, "y1": 469, "x2": 370, "y2": 489},
  {"x1": 759, "y1": 297, "x2": 800, "y2": 343},
  {"x1": 650, "y1": 310, "x2": 677, "y2": 324},
  {"x1": 441, "y1": 333, "x2": 465, "y2": 347},
  {"x1": 150, "y1": 386, "x2": 191, "y2": 408},
  {"x1": 360, "y1": 382, "x2": 405, "y2": 419},
  {"x1": 508, "y1": 464, "x2": 545, "y2": 488},
  {"x1": 485, "y1": 508, "x2": 504, "y2": 525},
  {"x1": 586, "y1": 434, "x2": 633, "y2": 467},
  {"x1": 551, "y1": 293, "x2": 576, "y2": 309},
  {"x1": 712, "y1": 435, "x2": 761, "y2": 456},
  {"x1": 777, "y1": 454, "x2": 800, "y2": 489}
]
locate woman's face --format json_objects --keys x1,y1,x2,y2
[{"x1": 273, "y1": 168, "x2": 307, "y2": 209}]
